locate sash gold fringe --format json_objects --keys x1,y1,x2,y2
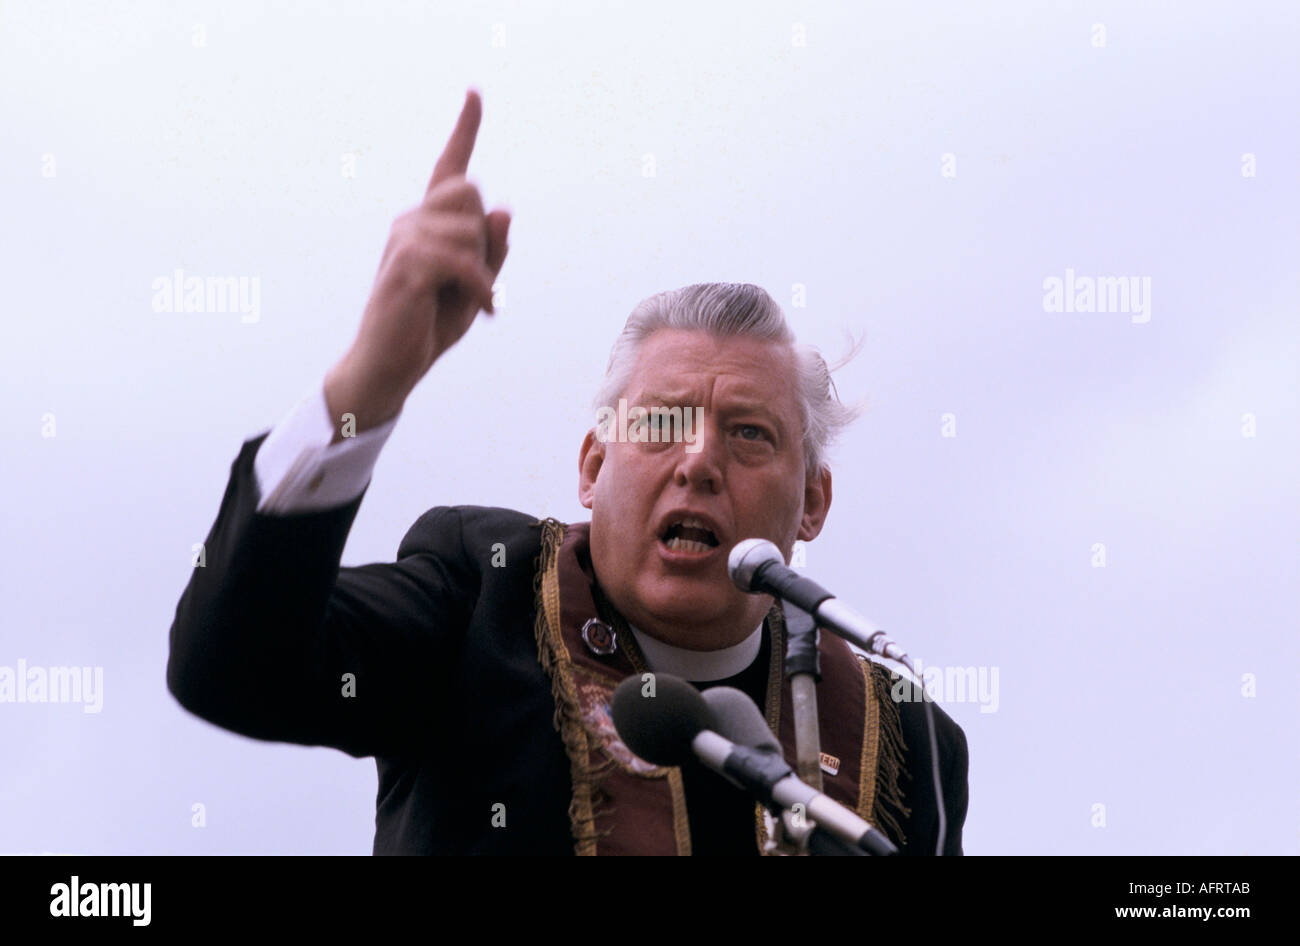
[
  {"x1": 866, "y1": 660, "x2": 911, "y2": 848},
  {"x1": 531, "y1": 517, "x2": 614, "y2": 855},
  {"x1": 531, "y1": 517, "x2": 910, "y2": 855},
  {"x1": 591, "y1": 585, "x2": 693, "y2": 855}
]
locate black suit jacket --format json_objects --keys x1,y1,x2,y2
[{"x1": 167, "y1": 432, "x2": 970, "y2": 854}]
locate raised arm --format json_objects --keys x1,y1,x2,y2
[
  {"x1": 323, "y1": 87, "x2": 511, "y2": 441},
  {"x1": 166, "y1": 89, "x2": 510, "y2": 758}
]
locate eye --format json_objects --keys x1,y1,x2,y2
[{"x1": 735, "y1": 424, "x2": 770, "y2": 442}]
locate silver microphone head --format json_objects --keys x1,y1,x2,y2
[
  {"x1": 728, "y1": 538, "x2": 784, "y2": 593},
  {"x1": 702, "y1": 686, "x2": 781, "y2": 754}
]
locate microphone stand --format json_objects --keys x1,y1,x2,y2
[
  {"x1": 781, "y1": 599, "x2": 823, "y2": 792},
  {"x1": 771, "y1": 602, "x2": 882, "y2": 855},
  {"x1": 767, "y1": 810, "x2": 868, "y2": 856},
  {"x1": 771, "y1": 601, "x2": 861, "y2": 854}
]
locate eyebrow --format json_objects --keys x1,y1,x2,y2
[
  {"x1": 720, "y1": 402, "x2": 786, "y2": 430},
  {"x1": 637, "y1": 390, "x2": 700, "y2": 406},
  {"x1": 634, "y1": 390, "x2": 789, "y2": 430}
]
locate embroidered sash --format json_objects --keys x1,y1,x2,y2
[{"x1": 531, "y1": 517, "x2": 908, "y2": 855}]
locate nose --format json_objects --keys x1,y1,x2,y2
[{"x1": 673, "y1": 420, "x2": 724, "y2": 493}]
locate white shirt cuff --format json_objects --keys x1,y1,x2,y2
[{"x1": 253, "y1": 387, "x2": 399, "y2": 514}]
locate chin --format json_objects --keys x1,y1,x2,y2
[{"x1": 636, "y1": 582, "x2": 737, "y2": 632}]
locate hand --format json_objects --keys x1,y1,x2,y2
[{"x1": 325, "y1": 88, "x2": 511, "y2": 435}]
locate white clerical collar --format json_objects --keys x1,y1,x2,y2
[{"x1": 628, "y1": 622, "x2": 764, "y2": 682}]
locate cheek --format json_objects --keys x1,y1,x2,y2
[
  {"x1": 592, "y1": 452, "x2": 626, "y2": 509},
  {"x1": 603, "y1": 450, "x2": 661, "y2": 511},
  {"x1": 593, "y1": 460, "x2": 647, "y2": 545},
  {"x1": 751, "y1": 486, "x2": 804, "y2": 544}
]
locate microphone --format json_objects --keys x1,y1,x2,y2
[
  {"x1": 728, "y1": 538, "x2": 911, "y2": 669},
  {"x1": 729, "y1": 538, "x2": 952, "y2": 856},
  {"x1": 700, "y1": 686, "x2": 897, "y2": 856},
  {"x1": 610, "y1": 674, "x2": 898, "y2": 856},
  {"x1": 699, "y1": 686, "x2": 780, "y2": 754},
  {"x1": 608, "y1": 671, "x2": 712, "y2": 767}
]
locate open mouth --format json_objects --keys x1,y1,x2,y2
[{"x1": 660, "y1": 516, "x2": 720, "y2": 554}]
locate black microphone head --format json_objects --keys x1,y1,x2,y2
[
  {"x1": 701, "y1": 686, "x2": 781, "y2": 754},
  {"x1": 610, "y1": 672, "x2": 713, "y2": 767},
  {"x1": 728, "y1": 538, "x2": 784, "y2": 593}
]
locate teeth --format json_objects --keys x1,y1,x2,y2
[
  {"x1": 665, "y1": 536, "x2": 713, "y2": 553},
  {"x1": 677, "y1": 516, "x2": 709, "y2": 530}
]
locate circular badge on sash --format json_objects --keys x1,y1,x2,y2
[{"x1": 580, "y1": 618, "x2": 617, "y2": 655}]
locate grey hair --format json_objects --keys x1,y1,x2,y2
[{"x1": 593, "y1": 283, "x2": 862, "y2": 475}]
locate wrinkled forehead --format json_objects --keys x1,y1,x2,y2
[{"x1": 622, "y1": 329, "x2": 800, "y2": 408}]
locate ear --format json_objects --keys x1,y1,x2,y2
[
  {"x1": 796, "y1": 466, "x2": 832, "y2": 541},
  {"x1": 578, "y1": 428, "x2": 605, "y2": 510}
]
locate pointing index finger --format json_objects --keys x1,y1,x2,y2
[{"x1": 427, "y1": 88, "x2": 482, "y2": 196}]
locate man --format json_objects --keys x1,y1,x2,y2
[{"x1": 166, "y1": 88, "x2": 969, "y2": 855}]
